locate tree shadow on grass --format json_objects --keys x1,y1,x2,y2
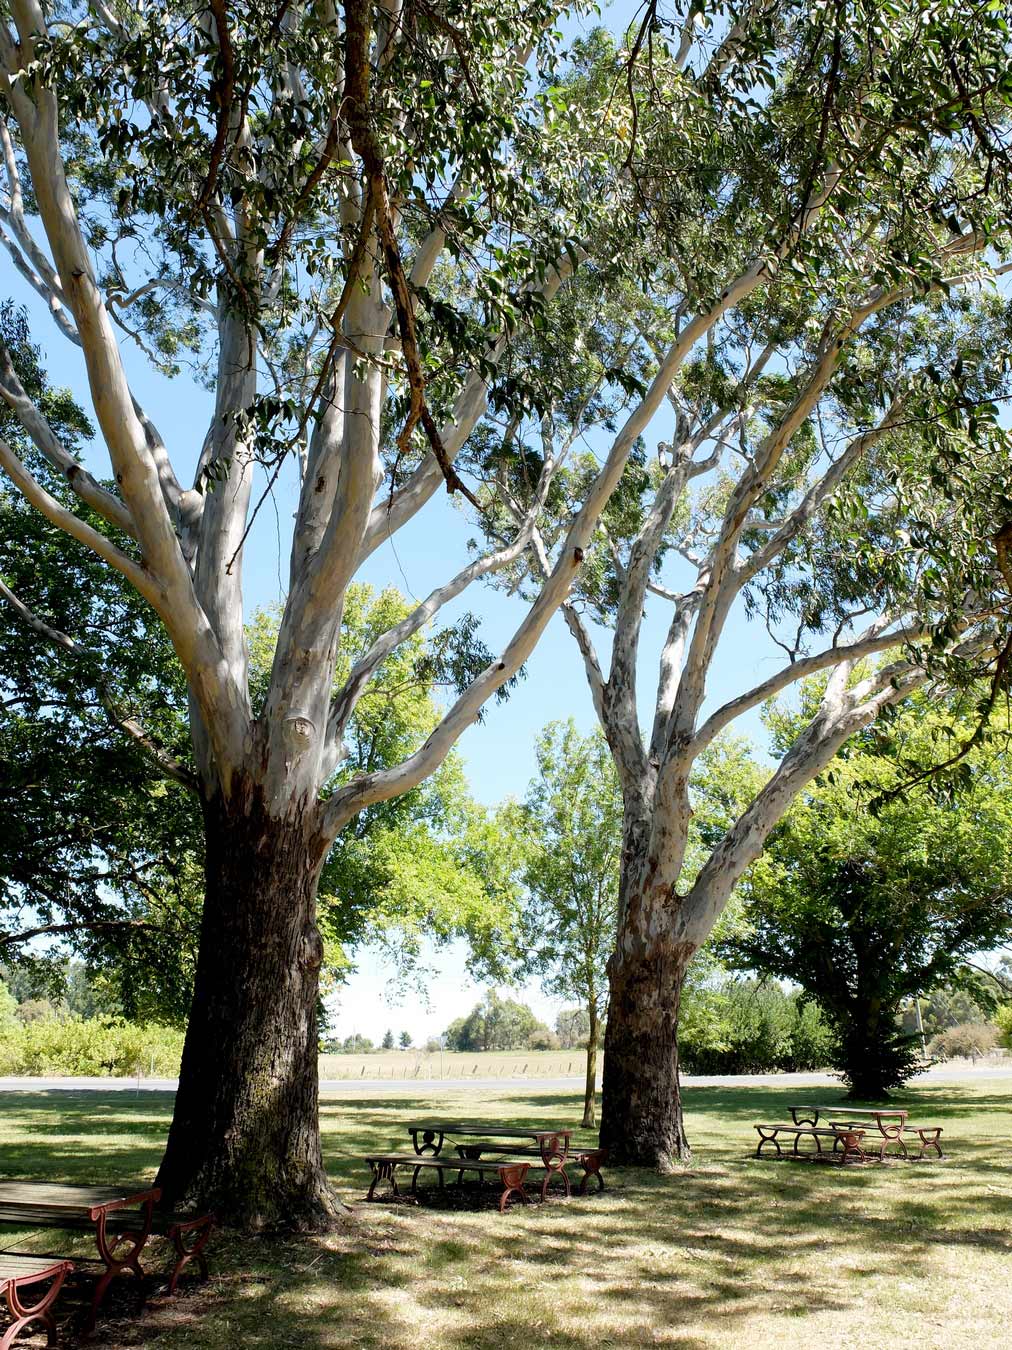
[{"x1": 1, "y1": 1086, "x2": 1010, "y2": 1348}]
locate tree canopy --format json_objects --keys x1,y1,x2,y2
[
  {"x1": 5, "y1": 0, "x2": 1012, "y2": 1210},
  {"x1": 722, "y1": 687, "x2": 1012, "y2": 1096}
]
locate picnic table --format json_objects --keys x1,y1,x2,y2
[
  {"x1": 404, "y1": 1120, "x2": 574, "y2": 1199},
  {"x1": 789, "y1": 1105, "x2": 945, "y2": 1159},
  {"x1": 0, "y1": 1180, "x2": 158, "y2": 1334},
  {"x1": 789, "y1": 1106, "x2": 909, "y2": 1160}
]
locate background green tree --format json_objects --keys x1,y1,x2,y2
[
  {"x1": 511, "y1": 721, "x2": 621, "y2": 1127},
  {"x1": 443, "y1": 992, "x2": 554, "y2": 1052},
  {"x1": 721, "y1": 687, "x2": 1012, "y2": 1098}
]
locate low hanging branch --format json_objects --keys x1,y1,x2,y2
[{"x1": 342, "y1": 0, "x2": 481, "y2": 509}]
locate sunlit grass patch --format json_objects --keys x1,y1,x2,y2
[{"x1": 0, "y1": 1077, "x2": 1009, "y2": 1346}]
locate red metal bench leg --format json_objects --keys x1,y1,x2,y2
[
  {"x1": 836, "y1": 1130, "x2": 865, "y2": 1165},
  {"x1": 917, "y1": 1129, "x2": 944, "y2": 1159},
  {"x1": 577, "y1": 1150, "x2": 607, "y2": 1194},
  {"x1": 85, "y1": 1198, "x2": 153, "y2": 1334},
  {"x1": 1, "y1": 1265, "x2": 69, "y2": 1350},
  {"x1": 166, "y1": 1217, "x2": 214, "y2": 1296},
  {"x1": 540, "y1": 1165, "x2": 571, "y2": 1202},
  {"x1": 498, "y1": 1164, "x2": 530, "y2": 1213}
]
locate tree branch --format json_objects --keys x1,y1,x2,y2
[{"x1": 0, "y1": 576, "x2": 199, "y2": 792}]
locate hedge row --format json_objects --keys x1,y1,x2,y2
[{"x1": 0, "y1": 1018, "x2": 184, "y2": 1077}]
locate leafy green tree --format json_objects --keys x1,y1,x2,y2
[
  {"x1": 512, "y1": 721, "x2": 620, "y2": 1126},
  {"x1": 556, "y1": 1008, "x2": 590, "y2": 1050},
  {"x1": 339, "y1": 1034, "x2": 374, "y2": 1055},
  {"x1": 487, "y1": 10, "x2": 1012, "y2": 1163},
  {"x1": 398, "y1": 1030, "x2": 411, "y2": 1049},
  {"x1": 722, "y1": 690, "x2": 1012, "y2": 1098},
  {"x1": 679, "y1": 979, "x2": 831, "y2": 1075},
  {"x1": 443, "y1": 992, "x2": 551, "y2": 1052},
  {"x1": 381, "y1": 1029, "x2": 394, "y2": 1051}
]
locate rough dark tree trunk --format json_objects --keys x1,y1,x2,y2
[
  {"x1": 839, "y1": 999, "x2": 908, "y2": 1101},
  {"x1": 599, "y1": 936, "x2": 691, "y2": 1166},
  {"x1": 156, "y1": 785, "x2": 341, "y2": 1231},
  {"x1": 582, "y1": 1000, "x2": 599, "y2": 1129}
]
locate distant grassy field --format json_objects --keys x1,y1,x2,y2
[
  {"x1": 317, "y1": 1049, "x2": 589, "y2": 1081},
  {"x1": 0, "y1": 1076, "x2": 1010, "y2": 1347}
]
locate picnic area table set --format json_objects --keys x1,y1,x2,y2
[
  {"x1": 0, "y1": 1178, "x2": 214, "y2": 1344},
  {"x1": 364, "y1": 1119, "x2": 608, "y2": 1211},
  {"x1": 753, "y1": 1103, "x2": 946, "y2": 1165}
]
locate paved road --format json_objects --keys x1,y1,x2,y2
[{"x1": 0, "y1": 1063, "x2": 1009, "y2": 1094}]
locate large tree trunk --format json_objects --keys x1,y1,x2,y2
[
  {"x1": 599, "y1": 927, "x2": 692, "y2": 1167},
  {"x1": 582, "y1": 1000, "x2": 599, "y2": 1129},
  {"x1": 157, "y1": 784, "x2": 341, "y2": 1231}
]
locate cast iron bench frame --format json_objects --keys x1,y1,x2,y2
[
  {"x1": 0, "y1": 1255, "x2": 72, "y2": 1349},
  {"x1": 754, "y1": 1123, "x2": 867, "y2": 1163},
  {"x1": 452, "y1": 1143, "x2": 608, "y2": 1195},
  {"x1": 364, "y1": 1154, "x2": 531, "y2": 1213},
  {"x1": 405, "y1": 1121, "x2": 573, "y2": 1199}
]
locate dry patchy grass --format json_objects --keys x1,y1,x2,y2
[{"x1": 0, "y1": 1077, "x2": 1010, "y2": 1348}]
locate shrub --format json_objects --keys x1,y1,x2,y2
[
  {"x1": 995, "y1": 1004, "x2": 1012, "y2": 1049},
  {"x1": 679, "y1": 980, "x2": 832, "y2": 1074},
  {"x1": 929, "y1": 1022, "x2": 999, "y2": 1060},
  {"x1": 529, "y1": 1028, "x2": 560, "y2": 1050},
  {"x1": 0, "y1": 1016, "x2": 183, "y2": 1076}
]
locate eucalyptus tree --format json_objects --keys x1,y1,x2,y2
[
  {"x1": 490, "y1": 10, "x2": 1012, "y2": 1163},
  {"x1": 0, "y1": 0, "x2": 716, "y2": 1227}
]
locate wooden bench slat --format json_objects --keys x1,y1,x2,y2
[
  {"x1": 0, "y1": 1256, "x2": 71, "y2": 1281},
  {"x1": 0, "y1": 1206, "x2": 99, "y2": 1227},
  {"x1": 365, "y1": 1155, "x2": 527, "y2": 1172},
  {"x1": 0, "y1": 1182, "x2": 151, "y2": 1209}
]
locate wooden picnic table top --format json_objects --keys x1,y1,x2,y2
[
  {"x1": 790, "y1": 1105, "x2": 909, "y2": 1118},
  {"x1": 405, "y1": 1121, "x2": 572, "y2": 1139},
  {"x1": 0, "y1": 1181, "x2": 159, "y2": 1219}
]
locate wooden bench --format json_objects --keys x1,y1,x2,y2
[
  {"x1": 754, "y1": 1123, "x2": 867, "y2": 1163},
  {"x1": 902, "y1": 1125, "x2": 945, "y2": 1159},
  {"x1": 822, "y1": 1117, "x2": 944, "y2": 1161},
  {"x1": 364, "y1": 1154, "x2": 531, "y2": 1212},
  {"x1": 0, "y1": 1255, "x2": 72, "y2": 1350},
  {"x1": 452, "y1": 1143, "x2": 609, "y2": 1194},
  {"x1": 0, "y1": 1184, "x2": 213, "y2": 1332}
]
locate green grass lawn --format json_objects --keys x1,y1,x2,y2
[{"x1": 1, "y1": 1077, "x2": 1010, "y2": 1348}]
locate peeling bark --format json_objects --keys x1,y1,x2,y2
[{"x1": 600, "y1": 917, "x2": 692, "y2": 1166}]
